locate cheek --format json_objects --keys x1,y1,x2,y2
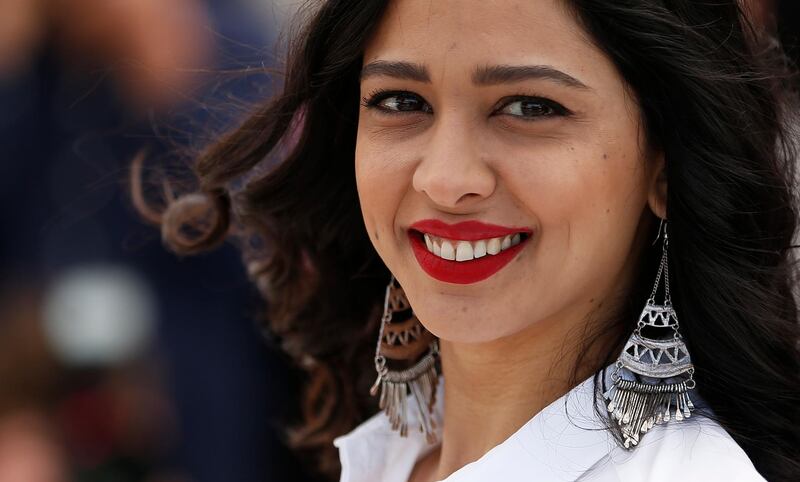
[
  {"x1": 506, "y1": 148, "x2": 643, "y2": 221},
  {"x1": 505, "y1": 143, "x2": 649, "y2": 292},
  {"x1": 354, "y1": 129, "x2": 415, "y2": 247},
  {"x1": 511, "y1": 137, "x2": 647, "y2": 226},
  {"x1": 354, "y1": 150, "x2": 380, "y2": 244}
]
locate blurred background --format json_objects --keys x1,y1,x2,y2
[
  {"x1": 0, "y1": 1, "x2": 316, "y2": 481},
  {"x1": 0, "y1": 1, "x2": 796, "y2": 482}
]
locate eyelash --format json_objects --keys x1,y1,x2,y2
[{"x1": 360, "y1": 89, "x2": 572, "y2": 120}]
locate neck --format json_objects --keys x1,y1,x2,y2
[{"x1": 427, "y1": 306, "x2": 618, "y2": 481}]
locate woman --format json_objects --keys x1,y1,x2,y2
[{"x1": 136, "y1": 0, "x2": 800, "y2": 480}]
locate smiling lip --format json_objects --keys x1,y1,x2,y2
[
  {"x1": 409, "y1": 219, "x2": 528, "y2": 241},
  {"x1": 408, "y1": 219, "x2": 532, "y2": 284}
]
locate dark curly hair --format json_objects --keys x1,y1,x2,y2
[{"x1": 132, "y1": 1, "x2": 800, "y2": 480}]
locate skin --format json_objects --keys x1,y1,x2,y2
[{"x1": 355, "y1": 1, "x2": 667, "y2": 480}]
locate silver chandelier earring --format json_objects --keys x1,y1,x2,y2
[
  {"x1": 370, "y1": 275, "x2": 440, "y2": 444},
  {"x1": 604, "y1": 218, "x2": 696, "y2": 448}
]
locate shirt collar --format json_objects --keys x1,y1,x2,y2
[{"x1": 333, "y1": 366, "x2": 617, "y2": 482}]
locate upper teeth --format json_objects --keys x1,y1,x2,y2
[{"x1": 423, "y1": 233, "x2": 522, "y2": 261}]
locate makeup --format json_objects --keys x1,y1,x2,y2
[{"x1": 408, "y1": 219, "x2": 532, "y2": 284}]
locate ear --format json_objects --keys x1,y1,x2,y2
[{"x1": 647, "y1": 151, "x2": 667, "y2": 219}]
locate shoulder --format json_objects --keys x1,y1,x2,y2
[{"x1": 583, "y1": 416, "x2": 765, "y2": 482}]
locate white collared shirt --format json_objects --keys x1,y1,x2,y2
[{"x1": 333, "y1": 367, "x2": 765, "y2": 482}]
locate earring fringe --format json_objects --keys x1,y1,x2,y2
[
  {"x1": 370, "y1": 276, "x2": 440, "y2": 444},
  {"x1": 370, "y1": 341, "x2": 439, "y2": 442},
  {"x1": 605, "y1": 220, "x2": 696, "y2": 448},
  {"x1": 604, "y1": 370, "x2": 696, "y2": 447}
]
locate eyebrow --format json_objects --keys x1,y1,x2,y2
[
  {"x1": 473, "y1": 64, "x2": 590, "y2": 90},
  {"x1": 360, "y1": 60, "x2": 590, "y2": 90},
  {"x1": 360, "y1": 60, "x2": 431, "y2": 82}
]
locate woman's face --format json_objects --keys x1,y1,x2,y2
[{"x1": 356, "y1": 0, "x2": 664, "y2": 343}]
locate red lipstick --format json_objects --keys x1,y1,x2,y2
[{"x1": 408, "y1": 219, "x2": 532, "y2": 284}]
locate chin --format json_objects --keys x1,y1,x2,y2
[{"x1": 414, "y1": 305, "x2": 523, "y2": 344}]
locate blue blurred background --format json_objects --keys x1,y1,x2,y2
[{"x1": 0, "y1": 1, "x2": 313, "y2": 481}]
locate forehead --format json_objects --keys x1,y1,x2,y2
[{"x1": 363, "y1": 0, "x2": 610, "y2": 81}]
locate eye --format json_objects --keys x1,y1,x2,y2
[
  {"x1": 495, "y1": 96, "x2": 570, "y2": 120},
  {"x1": 362, "y1": 90, "x2": 433, "y2": 114}
]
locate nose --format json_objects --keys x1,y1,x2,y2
[{"x1": 411, "y1": 118, "x2": 496, "y2": 210}]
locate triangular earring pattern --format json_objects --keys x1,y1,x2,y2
[
  {"x1": 370, "y1": 276, "x2": 440, "y2": 444},
  {"x1": 604, "y1": 220, "x2": 696, "y2": 448}
]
